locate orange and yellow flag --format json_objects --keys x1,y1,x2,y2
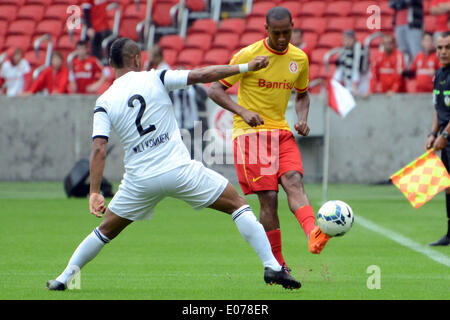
[{"x1": 390, "y1": 149, "x2": 450, "y2": 209}]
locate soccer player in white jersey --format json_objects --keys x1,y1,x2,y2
[{"x1": 46, "y1": 38, "x2": 301, "y2": 291}]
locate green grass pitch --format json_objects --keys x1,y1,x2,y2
[{"x1": 0, "y1": 182, "x2": 449, "y2": 300}]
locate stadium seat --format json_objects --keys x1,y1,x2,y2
[
  {"x1": 17, "y1": 5, "x2": 46, "y2": 22},
  {"x1": 302, "y1": 32, "x2": 319, "y2": 51},
  {"x1": 239, "y1": 32, "x2": 265, "y2": 49},
  {"x1": 7, "y1": 20, "x2": 36, "y2": 37},
  {"x1": 188, "y1": 19, "x2": 218, "y2": 36},
  {"x1": 424, "y1": 15, "x2": 437, "y2": 33},
  {"x1": 123, "y1": 2, "x2": 147, "y2": 20},
  {"x1": 176, "y1": 48, "x2": 204, "y2": 69},
  {"x1": 250, "y1": 2, "x2": 276, "y2": 17},
  {"x1": 2, "y1": 0, "x2": 25, "y2": 5},
  {"x1": 186, "y1": 0, "x2": 206, "y2": 12},
  {"x1": 299, "y1": 1, "x2": 326, "y2": 17},
  {"x1": 152, "y1": 2, "x2": 174, "y2": 26},
  {"x1": 309, "y1": 63, "x2": 320, "y2": 80},
  {"x1": 245, "y1": 17, "x2": 267, "y2": 34},
  {"x1": 316, "y1": 32, "x2": 343, "y2": 49},
  {"x1": 326, "y1": 17, "x2": 355, "y2": 33},
  {"x1": 0, "y1": 21, "x2": 8, "y2": 37},
  {"x1": 202, "y1": 48, "x2": 232, "y2": 65},
  {"x1": 25, "y1": 0, "x2": 52, "y2": 6},
  {"x1": 355, "y1": 31, "x2": 370, "y2": 44},
  {"x1": 0, "y1": 35, "x2": 5, "y2": 52},
  {"x1": 310, "y1": 48, "x2": 330, "y2": 65},
  {"x1": 279, "y1": 1, "x2": 302, "y2": 18},
  {"x1": 354, "y1": 17, "x2": 369, "y2": 32},
  {"x1": 324, "y1": 1, "x2": 353, "y2": 17},
  {"x1": 212, "y1": 33, "x2": 240, "y2": 51},
  {"x1": 0, "y1": 5, "x2": 18, "y2": 22},
  {"x1": 44, "y1": 4, "x2": 68, "y2": 20},
  {"x1": 158, "y1": 34, "x2": 185, "y2": 52},
  {"x1": 350, "y1": 1, "x2": 378, "y2": 17},
  {"x1": 5, "y1": 35, "x2": 32, "y2": 52},
  {"x1": 161, "y1": 48, "x2": 177, "y2": 67},
  {"x1": 35, "y1": 19, "x2": 64, "y2": 39},
  {"x1": 218, "y1": 18, "x2": 246, "y2": 35},
  {"x1": 379, "y1": 1, "x2": 394, "y2": 17},
  {"x1": 299, "y1": 17, "x2": 327, "y2": 34},
  {"x1": 25, "y1": 49, "x2": 46, "y2": 70},
  {"x1": 57, "y1": 34, "x2": 78, "y2": 53},
  {"x1": 184, "y1": 33, "x2": 213, "y2": 51},
  {"x1": 119, "y1": 17, "x2": 140, "y2": 40}
]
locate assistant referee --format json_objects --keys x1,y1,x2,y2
[{"x1": 425, "y1": 31, "x2": 450, "y2": 246}]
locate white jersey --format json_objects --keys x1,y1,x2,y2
[
  {"x1": 1, "y1": 59, "x2": 31, "y2": 96},
  {"x1": 92, "y1": 69, "x2": 192, "y2": 179}
]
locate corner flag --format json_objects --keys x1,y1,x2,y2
[
  {"x1": 390, "y1": 149, "x2": 450, "y2": 209},
  {"x1": 327, "y1": 79, "x2": 356, "y2": 118}
]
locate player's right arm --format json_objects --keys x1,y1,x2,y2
[
  {"x1": 187, "y1": 55, "x2": 269, "y2": 85},
  {"x1": 207, "y1": 82, "x2": 264, "y2": 127}
]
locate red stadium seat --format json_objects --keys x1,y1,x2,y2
[
  {"x1": 279, "y1": 1, "x2": 302, "y2": 18},
  {"x1": 7, "y1": 20, "x2": 36, "y2": 36},
  {"x1": 2, "y1": 0, "x2": 25, "y2": 6},
  {"x1": 162, "y1": 48, "x2": 177, "y2": 67},
  {"x1": 186, "y1": 0, "x2": 206, "y2": 12},
  {"x1": 316, "y1": 32, "x2": 343, "y2": 49},
  {"x1": 250, "y1": 2, "x2": 276, "y2": 17},
  {"x1": 310, "y1": 48, "x2": 331, "y2": 65},
  {"x1": 5, "y1": 35, "x2": 32, "y2": 52},
  {"x1": 188, "y1": 19, "x2": 218, "y2": 36},
  {"x1": 218, "y1": 18, "x2": 246, "y2": 35},
  {"x1": 119, "y1": 17, "x2": 140, "y2": 40},
  {"x1": 299, "y1": 17, "x2": 327, "y2": 34},
  {"x1": 0, "y1": 21, "x2": 8, "y2": 37},
  {"x1": 0, "y1": 35, "x2": 5, "y2": 52},
  {"x1": 17, "y1": 5, "x2": 46, "y2": 22},
  {"x1": 44, "y1": 5, "x2": 68, "y2": 20},
  {"x1": 152, "y1": 3, "x2": 174, "y2": 26},
  {"x1": 176, "y1": 48, "x2": 204, "y2": 69},
  {"x1": 324, "y1": 1, "x2": 353, "y2": 17},
  {"x1": 326, "y1": 17, "x2": 355, "y2": 33},
  {"x1": 24, "y1": 49, "x2": 46, "y2": 70},
  {"x1": 25, "y1": 0, "x2": 52, "y2": 6},
  {"x1": 184, "y1": 33, "x2": 213, "y2": 51},
  {"x1": 202, "y1": 48, "x2": 232, "y2": 65},
  {"x1": 212, "y1": 33, "x2": 240, "y2": 51},
  {"x1": 0, "y1": 5, "x2": 18, "y2": 22},
  {"x1": 302, "y1": 32, "x2": 319, "y2": 51},
  {"x1": 355, "y1": 31, "x2": 370, "y2": 44},
  {"x1": 350, "y1": 1, "x2": 378, "y2": 17},
  {"x1": 379, "y1": 1, "x2": 394, "y2": 17},
  {"x1": 309, "y1": 63, "x2": 320, "y2": 80},
  {"x1": 354, "y1": 17, "x2": 369, "y2": 32},
  {"x1": 245, "y1": 17, "x2": 267, "y2": 34},
  {"x1": 57, "y1": 34, "x2": 78, "y2": 52},
  {"x1": 299, "y1": 1, "x2": 326, "y2": 17},
  {"x1": 35, "y1": 19, "x2": 64, "y2": 38},
  {"x1": 124, "y1": 2, "x2": 147, "y2": 20},
  {"x1": 239, "y1": 32, "x2": 264, "y2": 49},
  {"x1": 158, "y1": 34, "x2": 185, "y2": 52}
]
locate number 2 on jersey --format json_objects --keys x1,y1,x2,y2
[{"x1": 127, "y1": 94, "x2": 156, "y2": 137}]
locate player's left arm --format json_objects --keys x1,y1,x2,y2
[
  {"x1": 89, "y1": 137, "x2": 108, "y2": 218},
  {"x1": 294, "y1": 91, "x2": 310, "y2": 136}
]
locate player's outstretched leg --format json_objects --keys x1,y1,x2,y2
[
  {"x1": 46, "y1": 208, "x2": 132, "y2": 290},
  {"x1": 209, "y1": 183, "x2": 301, "y2": 290},
  {"x1": 280, "y1": 171, "x2": 330, "y2": 254}
]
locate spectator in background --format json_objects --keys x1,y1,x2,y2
[
  {"x1": 69, "y1": 40, "x2": 110, "y2": 94},
  {"x1": 290, "y1": 28, "x2": 311, "y2": 59},
  {"x1": 430, "y1": 0, "x2": 450, "y2": 39},
  {"x1": 403, "y1": 32, "x2": 441, "y2": 92},
  {"x1": 333, "y1": 30, "x2": 366, "y2": 96},
  {"x1": 25, "y1": 51, "x2": 69, "y2": 95},
  {"x1": 145, "y1": 45, "x2": 171, "y2": 71},
  {"x1": 389, "y1": 0, "x2": 424, "y2": 64},
  {"x1": 370, "y1": 34, "x2": 406, "y2": 95},
  {"x1": 0, "y1": 48, "x2": 31, "y2": 97},
  {"x1": 82, "y1": 0, "x2": 112, "y2": 64}
]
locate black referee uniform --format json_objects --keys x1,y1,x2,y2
[{"x1": 430, "y1": 64, "x2": 450, "y2": 246}]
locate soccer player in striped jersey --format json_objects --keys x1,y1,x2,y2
[
  {"x1": 46, "y1": 38, "x2": 301, "y2": 291},
  {"x1": 208, "y1": 7, "x2": 331, "y2": 272}
]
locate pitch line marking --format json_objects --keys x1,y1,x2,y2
[{"x1": 356, "y1": 215, "x2": 450, "y2": 268}]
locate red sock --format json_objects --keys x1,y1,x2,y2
[
  {"x1": 266, "y1": 229, "x2": 285, "y2": 266},
  {"x1": 295, "y1": 205, "x2": 316, "y2": 237}
]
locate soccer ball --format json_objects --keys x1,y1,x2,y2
[{"x1": 317, "y1": 200, "x2": 354, "y2": 237}]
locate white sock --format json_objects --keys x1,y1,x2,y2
[
  {"x1": 56, "y1": 227, "x2": 110, "y2": 285},
  {"x1": 232, "y1": 205, "x2": 281, "y2": 271}
]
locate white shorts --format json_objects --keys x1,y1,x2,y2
[{"x1": 108, "y1": 160, "x2": 229, "y2": 221}]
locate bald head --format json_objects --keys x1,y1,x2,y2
[{"x1": 109, "y1": 37, "x2": 141, "y2": 70}]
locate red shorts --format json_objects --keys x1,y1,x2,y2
[{"x1": 233, "y1": 129, "x2": 303, "y2": 195}]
